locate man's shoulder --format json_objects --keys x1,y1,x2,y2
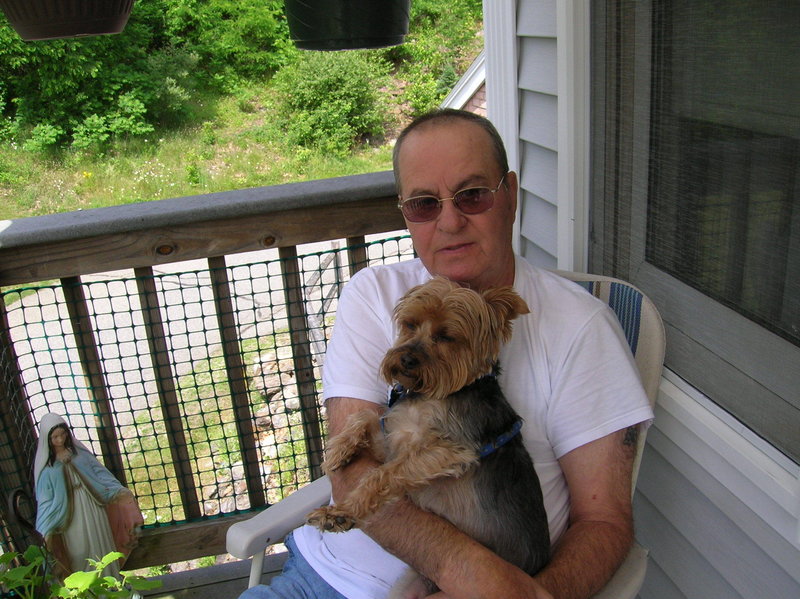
[
  {"x1": 346, "y1": 258, "x2": 429, "y2": 295},
  {"x1": 515, "y1": 259, "x2": 605, "y2": 313}
]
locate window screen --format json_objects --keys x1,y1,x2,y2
[
  {"x1": 646, "y1": 1, "x2": 799, "y2": 348},
  {"x1": 591, "y1": 0, "x2": 800, "y2": 461}
]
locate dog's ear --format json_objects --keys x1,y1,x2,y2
[
  {"x1": 394, "y1": 277, "x2": 457, "y2": 320},
  {"x1": 481, "y1": 287, "x2": 530, "y2": 331}
]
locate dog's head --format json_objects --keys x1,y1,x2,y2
[{"x1": 380, "y1": 277, "x2": 530, "y2": 398}]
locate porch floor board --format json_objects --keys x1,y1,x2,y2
[{"x1": 143, "y1": 552, "x2": 288, "y2": 598}]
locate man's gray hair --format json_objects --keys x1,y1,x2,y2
[{"x1": 392, "y1": 109, "x2": 509, "y2": 193}]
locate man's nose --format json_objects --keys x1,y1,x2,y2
[{"x1": 436, "y1": 198, "x2": 467, "y2": 232}]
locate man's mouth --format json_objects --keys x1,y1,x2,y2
[{"x1": 439, "y1": 242, "x2": 472, "y2": 253}]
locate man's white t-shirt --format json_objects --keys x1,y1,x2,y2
[{"x1": 293, "y1": 256, "x2": 653, "y2": 599}]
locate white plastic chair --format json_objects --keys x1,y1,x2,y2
[{"x1": 226, "y1": 271, "x2": 665, "y2": 597}]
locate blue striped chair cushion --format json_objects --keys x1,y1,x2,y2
[{"x1": 573, "y1": 280, "x2": 643, "y2": 355}]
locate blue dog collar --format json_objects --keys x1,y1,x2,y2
[
  {"x1": 388, "y1": 383, "x2": 411, "y2": 408},
  {"x1": 386, "y1": 375, "x2": 522, "y2": 458},
  {"x1": 479, "y1": 418, "x2": 523, "y2": 458}
]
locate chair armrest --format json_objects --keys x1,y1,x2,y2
[
  {"x1": 590, "y1": 542, "x2": 649, "y2": 599},
  {"x1": 226, "y1": 475, "x2": 332, "y2": 559}
]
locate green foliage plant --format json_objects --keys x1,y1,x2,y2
[
  {"x1": 272, "y1": 51, "x2": 391, "y2": 156},
  {"x1": 71, "y1": 115, "x2": 111, "y2": 153},
  {"x1": 107, "y1": 93, "x2": 155, "y2": 139},
  {"x1": 139, "y1": 46, "x2": 202, "y2": 127},
  {"x1": 163, "y1": 0, "x2": 296, "y2": 86},
  {"x1": 22, "y1": 124, "x2": 64, "y2": 154},
  {"x1": 0, "y1": 546, "x2": 161, "y2": 599},
  {"x1": 0, "y1": 0, "x2": 291, "y2": 148},
  {"x1": 385, "y1": 0, "x2": 483, "y2": 116}
]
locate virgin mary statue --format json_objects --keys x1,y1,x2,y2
[{"x1": 34, "y1": 413, "x2": 143, "y2": 577}]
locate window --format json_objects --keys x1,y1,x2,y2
[{"x1": 591, "y1": 0, "x2": 799, "y2": 461}]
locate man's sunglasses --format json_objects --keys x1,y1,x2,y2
[{"x1": 397, "y1": 174, "x2": 507, "y2": 223}]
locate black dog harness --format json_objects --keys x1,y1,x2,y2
[{"x1": 385, "y1": 376, "x2": 524, "y2": 459}]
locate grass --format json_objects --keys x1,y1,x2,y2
[{"x1": 0, "y1": 84, "x2": 396, "y2": 222}]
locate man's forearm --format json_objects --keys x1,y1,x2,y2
[
  {"x1": 362, "y1": 496, "x2": 551, "y2": 599},
  {"x1": 534, "y1": 519, "x2": 633, "y2": 599}
]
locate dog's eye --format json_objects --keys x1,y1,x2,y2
[
  {"x1": 434, "y1": 331, "x2": 455, "y2": 343},
  {"x1": 401, "y1": 320, "x2": 417, "y2": 332}
]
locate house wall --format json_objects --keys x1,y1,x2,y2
[
  {"x1": 490, "y1": 1, "x2": 800, "y2": 597},
  {"x1": 515, "y1": 0, "x2": 560, "y2": 268}
]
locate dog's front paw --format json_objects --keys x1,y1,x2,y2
[{"x1": 306, "y1": 506, "x2": 357, "y2": 533}]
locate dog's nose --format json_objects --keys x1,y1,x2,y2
[{"x1": 400, "y1": 353, "x2": 419, "y2": 370}]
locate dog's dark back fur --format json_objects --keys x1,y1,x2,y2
[{"x1": 391, "y1": 374, "x2": 550, "y2": 576}]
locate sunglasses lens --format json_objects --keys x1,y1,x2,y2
[
  {"x1": 402, "y1": 196, "x2": 441, "y2": 222},
  {"x1": 453, "y1": 187, "x2": 494, "y2": 214},
  {"x1": 399, "y1": 182, "x2": 500, "y2": 222}
]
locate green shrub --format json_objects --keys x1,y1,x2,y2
[
  {"x1": 71, "y1": 114, "x2": 110, "y2": 152},
  {"x1": 22, "y1": 124, "x2": 63, "y2": 153},
  {"x1": 384, "y1": 0, "x2": 483, "y2": 116},
  {"x1": 404, "y1": 65, "x2": 440, "y2": 116},
  {"x1": 71, "y1": 94, "x2": 154, "y2": 152},
  {"x1": 108, "y1": 93, "x2": 155, "y2": 139},
  {"x1": 0, "y1": 88, "x2": 14, "y2": 141},
  {"x1": 0, "y1": 0, "x2": 290, "y2": 149},
  {"x1": 164, "y1": 0, "x2": 295, "y2": 85},
  {"x1": 272, "y1": 52, "x2": 391, "y2": 156},
  {"x1": 139, "y1": 46, "x2": 202, "y2": 127}
]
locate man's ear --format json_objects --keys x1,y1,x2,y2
[{"x1": 504, "y1": 170, "x2": 519, "y2": 214}]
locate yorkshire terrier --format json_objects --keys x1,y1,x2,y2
[{"x1": 307, "y1": 277, "x2": 550, "y2": 597}]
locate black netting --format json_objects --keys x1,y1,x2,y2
[{"x1": 0, "y1": 234, "x2": 413, "y2": 550}]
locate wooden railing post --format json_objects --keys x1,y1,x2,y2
[
  {"x1": 134, "y1": 267, "x2": 201, "y2": 520},
  {"x1": 278, "y1": 246, "x2": 325, "y2": 480},
  {"x1": 207, "y1": 256, "x2": 267, "y2": 509},
  {"x1": 61, "y1": 277, "x2": 127, "y2": 483}
]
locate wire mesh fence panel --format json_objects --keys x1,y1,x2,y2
[{"x1": 0, "y1": 235, "x2": 413, "y2": 551}]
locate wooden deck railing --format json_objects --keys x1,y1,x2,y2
[{"x1": 0, "y1": 170, "x2": 407, "y2": 568}]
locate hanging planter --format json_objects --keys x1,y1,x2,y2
[
  {"x1": 0, "y1": 0, "x2": 135, "y2": 41},
  {"x1": 284, "y1": 0, "x2": 410, "y2": 50}
]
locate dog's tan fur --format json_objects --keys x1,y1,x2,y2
[{"x1": 307, "y1": 277, "x2": 550, "y2": 596}]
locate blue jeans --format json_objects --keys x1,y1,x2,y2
[{"x1": 238, "y1": 533, "x2": 347, "y2": 599}]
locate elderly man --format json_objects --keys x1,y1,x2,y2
[{"x1": 241, "y1": 109, "x2": 652, "y2": 599}]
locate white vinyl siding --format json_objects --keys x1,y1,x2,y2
[
  {"x1": 516, "y1": 0, "x2": 559, "y2": 268},
  {"x1": 636, "y1": 374, "x2": 800, "y2": 598}
]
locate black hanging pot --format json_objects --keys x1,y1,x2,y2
[
  {"x1": 284, "y1": 0, "x2": 410, "y2": 50},
  {"x1": 0, "y1": 0, "x2": 135, "y2": 41}
]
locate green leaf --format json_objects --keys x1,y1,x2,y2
[
  {"x1": 125, "y1": 575, "x2": 164, "y2": 591},
  {"x1": 63, "y1": 569, "x2": 98, "y2": 592},
  {"x1": 95, "y1": 551, "x2": 125, "y2": 570}
]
